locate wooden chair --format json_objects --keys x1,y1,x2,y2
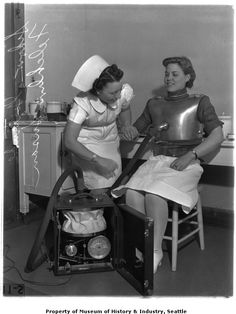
[{"x1": 163, "y1": 192, "x2": 205, "y2": 271}]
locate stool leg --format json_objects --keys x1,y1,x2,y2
[
  {"x1": 172, "y1": 203, "x2": 179, "y2": 271},
  {"x1": 197, "y1": 196, "x2": 205, "y2": 250}
]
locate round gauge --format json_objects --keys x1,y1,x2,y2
[
  {"x1": 65, "y1": 243, "x2": 78, "y2": 257},
  {"x1": 87, "y1": 235, "x2": 111, "y2": 259}
]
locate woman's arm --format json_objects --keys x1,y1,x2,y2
[
  {"x1": 170, "y1": 126, "x2": 224, "y2": 171},
  {"x1": 193, "y1": 125, "x2": 224, "y2": 159},
  {"x1": 118, "y1": 106, "x2": 139, "y2": 140}
]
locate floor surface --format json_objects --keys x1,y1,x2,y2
[{"x1": 3, "y1": 204, "x2": 234, "y2": 298}]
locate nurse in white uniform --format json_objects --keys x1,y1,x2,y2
[{"x1": 64, "y1": 55, "x2": 138, "y2": 191}]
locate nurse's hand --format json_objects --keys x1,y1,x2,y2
[
  {"x1": 95, "y1": 156, "x2": 119, "y2": 179},
  {"x1": 170, "y1": 151, "x2": 196, "y2": 171},
  {"x1": 120, "y1": 126, "x2": 139, "y2": 141}
]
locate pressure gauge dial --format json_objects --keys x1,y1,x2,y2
[
  {"x1": 87, "y1": 235, "x2": 111, "y2": 259},
  {"x1": 65, "y1": 243, "x2": 78, "y2": 257}
]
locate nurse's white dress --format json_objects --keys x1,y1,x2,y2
[{"x1": 68, "y1": 83, "x2": 134, "y2": 189}]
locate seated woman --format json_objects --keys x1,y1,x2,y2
[{"x1": 112, "y1": 56, "x2": 224, "y2": 273}]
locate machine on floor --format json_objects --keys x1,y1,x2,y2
[{"x1": 25, "y1": 166, "x2": 154, "y2": 296}]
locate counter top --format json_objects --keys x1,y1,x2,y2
[
  {"x1": 120, "y1": 136, "x2": 234, "y2": 148},
  {"x1": 221, "y1": 140, "x2": 234, "y2": 148},
  {"x1": 12, "y1": 120, "x2": 67, "y2": 127}
]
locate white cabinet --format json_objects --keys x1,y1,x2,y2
[
  {"x1": 207, "y1": 141, "x2": 234, "y2": 167},
  {"x1": 14, "y1": 121, "x2": 72, "y2": 214}
]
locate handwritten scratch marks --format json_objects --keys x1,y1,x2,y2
[
  {"x1": 4, "y1": 147, "x2": 16, "y2": 162},
  {"x1": 5, "y1": 22, "x2": 29, "y2": 82},
  {"x1": 5, "y1": 21, "x2": 50, "y2": 105},
  {"x1": 31, "y1": 121, "x2": 41, "y2": 188},
  {"x1": 26, "y1": 23, "x2": 49, "y2": 187},
  {"x1": 5, "y1": 21, "x2": 50, "y2": 189}
]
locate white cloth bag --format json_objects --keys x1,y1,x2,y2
[{"x1": 62, "y1": 209, "x2": 107, "y2": 234}]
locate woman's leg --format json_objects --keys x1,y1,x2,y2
[
  {"x1": 125, "y1": 189, "x2": 145, "y2": 214},
  {"x1": 145, "y1": 193, "x2": 169, "y2": 272}
]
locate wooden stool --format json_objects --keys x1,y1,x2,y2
[{"x1": 163, "y1": 193, "x2": 205, "y2": 271}]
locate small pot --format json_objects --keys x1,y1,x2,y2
[
  {"x1": 29, "y1": 102, "x2": 40, "y2": 118},
  {"x1": 218, "y1": 115, "x2": 232, "y2": 139},
  {"x1": 46, "y1": 101, "x2": 62, "y2": 113}
]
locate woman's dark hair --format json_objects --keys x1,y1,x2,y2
[
  {"x1": 162, "y1": 56, "x2": 196, "y2": 88},
  {"x1": 90, "y1": 64, "x2": 124, "y2": 95}
]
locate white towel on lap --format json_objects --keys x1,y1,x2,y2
[{"x1": 112, "y1": 155, "x2": 203, "y2": 213}]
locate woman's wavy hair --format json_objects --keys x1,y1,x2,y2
[
  {"x1": 162, "y1": 56, "x2": 196, "y2": 88},
  {"x1": 90, "y1": 64, "x2": 124, "y2": 95}
]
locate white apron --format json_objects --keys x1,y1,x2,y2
[
  {"x1": 112, "y1": 155, "x2": 203, "y2": 213},
  {"x1": 72, "y1": 122, "x2": 122, "y2": 189}
]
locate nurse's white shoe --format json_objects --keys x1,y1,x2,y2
[{"x1": 153, "y1": 250, "x2": 163, "y2": 274}]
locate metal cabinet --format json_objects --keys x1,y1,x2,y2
[{"x1": 14, "y1": 121, "x2": 71, "y2": 214}]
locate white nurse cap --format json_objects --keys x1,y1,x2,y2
[{"x1": 71, "y1": 55, "x2": 110, "y2": 92}]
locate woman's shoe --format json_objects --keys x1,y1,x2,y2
[{"x1": 153, "y1": 250, "x2": 163, "y2": 274}]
